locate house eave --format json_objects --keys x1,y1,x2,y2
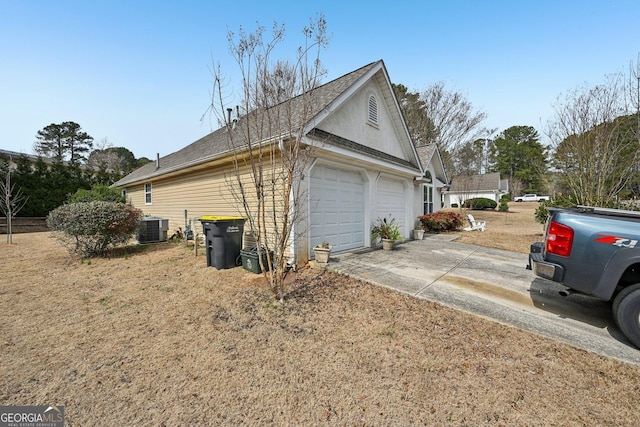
[
  {"x1": 307, "y1": 128, "x2": 419, "y2": 172},
  {"x1": 112, "y1": 133, "x2": 292, "y2": 188},
  {"x1": 112, "y1": 147, "x2": 243, "y2": 187}
]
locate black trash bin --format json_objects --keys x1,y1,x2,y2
[
  {"x1": 241, "y1": 246, "x2": 273, "y2": 274},
  {"x1": 199, "y1": 216, "x2": 245, "y2": 269}
]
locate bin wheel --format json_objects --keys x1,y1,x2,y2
[{"x1": 236, "y1": 254, "x2": 243, "y2": 266}]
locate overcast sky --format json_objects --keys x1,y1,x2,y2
[{"x1": 2, "y1": 0, "x2": 639, "y2": 159}]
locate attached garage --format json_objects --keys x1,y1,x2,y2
[
  {"x1": 113, "y1": 60, "x2": 446, "y2": 266},
  {"x1": 309, "y1": 164, "x2": 365, "y2": 254},
  {"x1": 375, "y1": 176, "x2": 407, "y2": 235}
]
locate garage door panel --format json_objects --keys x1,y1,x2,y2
[
  {"x1": 325, "y1": 213, "x2": 338, "y2": 226},
  {"x1": 376, "y1": 177, "x2": 406, "y2": 236},
  {"x1": 310, "y1": 165, "x2": 365, "y2": 253}
]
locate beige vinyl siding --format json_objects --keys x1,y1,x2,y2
[{"x1": 125, "y1": 158, "x2": 289, "y2": 249}]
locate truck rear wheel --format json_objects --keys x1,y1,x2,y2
[{"x1": 612, "y1": 283, "x2": 640, "y2": 348}]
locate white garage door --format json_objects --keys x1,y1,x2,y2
[
  {"x1": 375, "y1": 177, "x2": 406, "y2": 236},
  {"x1": 310, "y1": 165, "x2": 365, "y2": 253}
]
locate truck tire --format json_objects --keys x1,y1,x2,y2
[{"x1": 612, "y1": 283, "x2": 640, "y2": 348}]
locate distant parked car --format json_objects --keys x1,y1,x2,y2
[{"x1": 514, "y1": 194, "x2": 550, "y2": 202}]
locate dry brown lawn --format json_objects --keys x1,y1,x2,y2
[
  {"x1": 2, "y1": 206, "x2": 640, "y2": 425},
  {"x1": 447, "y1": 201, "x2": 546, "y2": 254}
]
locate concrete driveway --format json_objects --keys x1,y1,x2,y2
[{"x1": 327, "y1": 234, "x2": 640, "y2": 365}]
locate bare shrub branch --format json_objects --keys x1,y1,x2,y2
[
  {"x1": 547, "y1": 73, "x2": 640, "y2": 205},
  {"x1": 207, "y1": 15, "x2": 328, "y2": 302}
]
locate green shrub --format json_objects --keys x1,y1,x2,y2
[
  {"x1": 463, "y1": 197, "x2": 497, "y2": 210},
  {"x1": 371, "y1": 216, "x2": 402, "y2": 240},
  {"x1": 534, "y1": 195, "x2": 577, "y2": 224},
  {"x1": 498, "y1": 195, "x2": 509, "y2": 212},
  {"x1": 419, "y1": 211, "x2": 464, "y2": 233},
  {"x1": 47, "y1": 201, "x2": 143, "y2": 257},
  {"x1": 67, "y1": 184, "x2": 125, "y2": 203}
]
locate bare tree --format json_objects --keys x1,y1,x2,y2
[
  {"x1": 453, "y1": 175, "x2": 477, "y2": 209},
  {"x1": 509, "y1": 178, "x2": 524, "y2": 199},
  {"x1": 87, "y1": 138, "x2": 116, "y2": 169},
  {"x1": 207, "y1": 16, "x2": 328, "y2": 302},
  {"x1": 548, "y1": 73, "x2": 639, "y2": 205},
  {"x1": 87, "y1": 138, "x2": 137, "y2": 177},
  {"x1": 451, "y1": 138, "x2": 487, "y2": 176},
  {"x1": 1, "y1": 163, "x2": 28, "y2": 244},
  {"x1": 630, "y1": 54, "x2": 640, "y2": 133},
  {"x1": 394, "y1": 82, "x2": 491, "y2": 177},
  {"x1": 420, "y1": 82, "x2": 490, "y2": 153}
]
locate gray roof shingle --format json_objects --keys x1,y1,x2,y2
[
  {"x1": 447, "y1": 172, "x2": 502, "y2": 192},
  {"x1": 114, "y1": 61, "x2": 382, "y2": 187}
]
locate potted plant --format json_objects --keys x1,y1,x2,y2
[
  {"x1": 412, "y1": 220, "x2": 425, "y2": 240},
  {"x1": 313, "y1": 240, "x2": 332, "y2": 264},
  {"x1": 371, "y1": 216, "x2": 402, "y2": 251}
]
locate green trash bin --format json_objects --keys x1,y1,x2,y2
[
  {"x1": 241, "y1": 246, "x2": 273, "y2": 274},
  {"x1": 199, "y1": 216, "x2": 245, "y2": 269}
]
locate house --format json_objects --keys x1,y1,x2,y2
[
  {"x1": 442, "y1": 172, "x2": 508, "y2": 208},
  {"x1": 113, "y1": 60, "x2": 448, "y2": 264},
  {"x1": 0, "y1": 149, "x2": 57, "y2": 168}
]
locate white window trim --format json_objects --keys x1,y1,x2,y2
[
  {"x1": 423, "y1": 184, "x2": 434, "y2": 214},
  {"x1": 144, "y1": 183, "x2": 152, "y2": 205}
]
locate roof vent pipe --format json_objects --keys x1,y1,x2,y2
[
  {"x1": 227, "y1": 108, "x2": 232, "y2": 125},
  {"x1": 156, "y1": 153, "x2": 160, "y2": 170}
]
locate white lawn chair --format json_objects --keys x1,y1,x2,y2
[{"x1": 464, "y1": 213, "x2": 486, "y2": 232}]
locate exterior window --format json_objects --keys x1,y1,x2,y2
[
  {"x1": 144, "y1": 183, "x2": 152, "y2": 204},
  {"x1": 367, "y1": 94, "x2": 378, "y2": 125},
  {"x1": 423, "y1": 185, "x2": 433, "y2": 214}
]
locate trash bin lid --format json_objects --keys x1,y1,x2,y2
[{"x1": 199, "y1": 215, "x2": 245, "y2": 221}]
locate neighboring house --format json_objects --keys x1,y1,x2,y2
[
  {"x1": 0, "y1": 149, "x2": 57, "y2": 169},
  {"x1": 442, "y1": 172, "x2": 508, "y2": 207},
  {"x1": 113, "y1": 60, "x2": 448, "y2": 264},
  {"x1": 0, "y1": 149, "x2": 89, "y2": 172}
]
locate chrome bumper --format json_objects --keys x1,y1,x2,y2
[{"x1": 528, "y1": 242, "x2": 565, "y2": 283}]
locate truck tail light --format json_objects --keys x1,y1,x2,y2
[{"x1": 546, "y1": 221, "x2": 574, "y2": 257}]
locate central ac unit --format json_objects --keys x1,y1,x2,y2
[{"x1": 137, "y1": 217, "x2": 169, "y2": 243}]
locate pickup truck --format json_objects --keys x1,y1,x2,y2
[
  {"x1": 528, "y1": 206, "x2": 640, "y2": 348},
  {"x1": 515, "y1": 194, "x2": 550, "y2": 202}
]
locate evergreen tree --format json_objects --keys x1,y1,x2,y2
[
  {"x1": 34, "y1": 121, "x2": 94, "y2": 163},
  {"x1": 488, "y1": 126, "x2": 547, "y2": 194},
  {"x1": 11, "y1": 156, "x2": 47, "y2": 216}
]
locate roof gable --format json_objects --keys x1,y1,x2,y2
[
  {"x1": 307, "y1": 61, "x2": 420, "y2": 170},
  {"x1": 415, "y1": 143, "x2": 448, "y2": 185}
]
